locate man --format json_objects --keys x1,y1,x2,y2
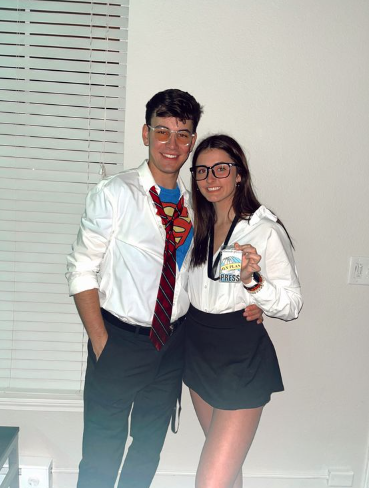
[{"x1": 66, "y1": 89, "x2": 261, "y2": 488}]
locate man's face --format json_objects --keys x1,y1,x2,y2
[{"x1": 142, "y1": 116, "x2": 197, "y2": 186}]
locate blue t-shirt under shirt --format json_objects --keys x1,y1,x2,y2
[{"x1": 159, "y1": 185, "x2": 193, "y2": 270}]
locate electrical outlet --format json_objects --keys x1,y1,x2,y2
[
  {"x1": 19, "y1": 457, "x2": 52, "y2": 488},
  {"x1": 348, "y1": 257, "x2": 369, "y2": 285}
]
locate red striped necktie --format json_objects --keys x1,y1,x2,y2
[{"x1": 149, "y1": 185, "x2": 184, "y2": 350}]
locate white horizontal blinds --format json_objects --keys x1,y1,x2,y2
[{"x1": 0, "y1": 0, "x2": 129, "y2": 394}]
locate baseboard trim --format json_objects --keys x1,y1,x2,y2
[{"x1": 51, "y1": 467, "x2": 329, "y2": 481}]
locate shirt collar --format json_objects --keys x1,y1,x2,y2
[
  {"x1": 137, "y1": 159, "x2": 190, "y2": 206},
  {"x1": 249, "y1": 205, "x2": 278, "y2": 226}
]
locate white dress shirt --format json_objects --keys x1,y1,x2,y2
[
  {"x1": 188, "y1": 206, "x2": 303, "y2": 321},
  {"x1": 66, "y1": 160, "x2": 193, "y2": 327}
]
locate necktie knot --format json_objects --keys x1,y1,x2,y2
[{"x1": 150, "y1": 186, "x2": 184, "y2": 231}]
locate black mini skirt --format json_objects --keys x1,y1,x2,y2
[{"x1": 183, "y1": 305, "x2": 284, "y2": 410}]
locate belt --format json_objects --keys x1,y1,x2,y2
[{"x1": 101, "y1": 309, "x2": 185, "y2": 336}]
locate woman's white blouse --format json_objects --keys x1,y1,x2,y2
[{"x1": 188, "y1": 206, "x2": 303, "y2": 320}]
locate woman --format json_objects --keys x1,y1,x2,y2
[{"x1": 183, "y1": 135, "x2": 303, "y2": 488}]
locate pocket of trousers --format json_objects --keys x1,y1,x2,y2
[{"x1": 88, "y1": 332, "x2": 111, "y2": 368}]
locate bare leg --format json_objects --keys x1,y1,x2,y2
[
  {"x1": 190, "y1": 389, "x2": 262, "y2": 488},
  {"x1": 190, "y1": 390, "x2": 243, "y2": 487},
  {"x1": 190, "y1": 389, "x2": 213, "y2": 434}
]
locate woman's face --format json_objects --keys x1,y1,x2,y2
[{"x1": 195, "y1": 148, "x2": 241, "y2": 208}]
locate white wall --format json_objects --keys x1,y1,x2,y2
[
  {"x1": 124, "y1": 1, "x2": 369, "y2": 486},
  {"x1": 2, "y1": 1, "x2": 369, "y2": 487}
]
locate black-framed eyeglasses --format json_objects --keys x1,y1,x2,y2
[
  {"x1": 190, "y1": 162, "x2": 240, "y2": 181},
  {"x1": 147, "y1": 125, "x2": 194, "y2": 146}
]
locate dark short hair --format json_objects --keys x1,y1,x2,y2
[{"x1": 145, "y1": 88, "x2": 203, "y2": 132}]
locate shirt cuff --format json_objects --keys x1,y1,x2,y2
[
  {"x1": 248, "y1": 279, "x2": 302, "y2": 321},
  {"x1": 67, "y1": 274, "x2": 99, "y2": 296}
]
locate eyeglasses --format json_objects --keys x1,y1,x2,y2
[
  {"x1": 190, "y1": 162, "x2": 240, "y2": 181},
  {"x1": 147, "y1": 125, "x2": 194, "y2": 146}
]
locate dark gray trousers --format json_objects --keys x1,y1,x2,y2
[{"x1": 77, "y1": 316, "x2": 185, "y2": 488}]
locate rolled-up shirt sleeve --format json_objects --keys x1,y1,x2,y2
[
  {"x1": 66, "y1": 181, "x2": 114, "y2": 296},
  {"x1": 249, "y1": 226, "x2": 303, "y2": 321}
]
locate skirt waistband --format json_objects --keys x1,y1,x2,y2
[{"x1": 187, "y1": 304, "x2": 258, "y2": 329}]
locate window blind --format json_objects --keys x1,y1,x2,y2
[{"x1": 0, "y1": 0, "x2": 129, "y2": 395}]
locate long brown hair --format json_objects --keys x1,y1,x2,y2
[{"x1": 190, "y1": 134, "x2": 293, "y2": 267}]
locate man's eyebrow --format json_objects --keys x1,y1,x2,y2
[{"x1": 154, "y1": 125, "x2": 191, "y2": 132}]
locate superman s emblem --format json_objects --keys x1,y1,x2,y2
[{"x1": 163, "y1": 204, "x2": 192, "y2": 248}]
